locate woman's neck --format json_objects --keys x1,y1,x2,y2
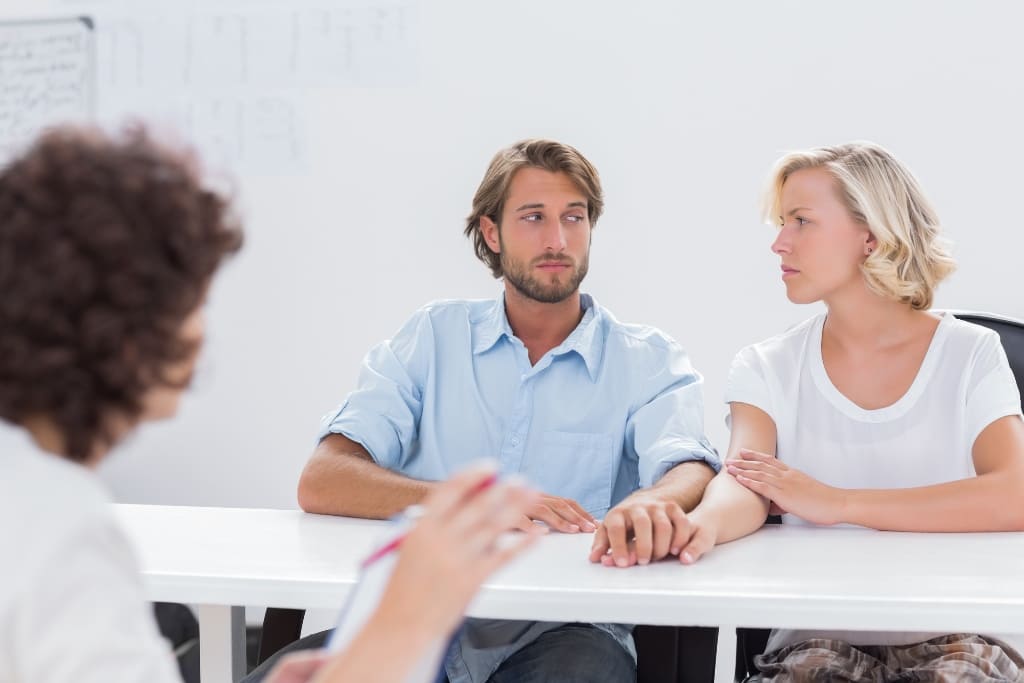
[
  {"x1": 21, "y1": 414, "x2": 122, "y2": 467},
  {"x1": 822, "y1": 287, "x2": 927, "y2": 352}
]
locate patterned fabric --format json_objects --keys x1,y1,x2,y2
[{"x1": 753, "y1": 633, "x2": 1024, "y2": 682}]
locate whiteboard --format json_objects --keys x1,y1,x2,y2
[{"x1": 0, "y1": 16, "x2": 94, "y2": 163}]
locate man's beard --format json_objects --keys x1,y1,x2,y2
[{"x1": 501, "y1": 252, "x2": 589, "y2": 304}]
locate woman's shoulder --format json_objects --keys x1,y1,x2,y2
[
  {"x1": 934, "y1": 313, "x2": 1007, "y2": 368},
  {"x1": 4, "y1": 445, "x2": 110, "y2": 514},
  {"x1": 942, "y1": 312, "x2": 1003, "y2": 345},
  {"x1": 734, "y1": 313, "x2": 823, "y2": 366},
  {"x1": 1, "y1": 445, "x2": 114, "y2": 574}
]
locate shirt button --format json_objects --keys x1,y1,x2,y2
[{"x1": 510, "y1": 436, "x2": 521, "y2": 447}]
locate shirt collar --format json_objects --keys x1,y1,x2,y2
[
  {"x1": 472, "y1": 294, "x2": 515, "y2": 355},
  {"x1": 472, "y1": 292, "x2": 605, "y2": 381}
]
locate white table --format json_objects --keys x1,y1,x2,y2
[{"x1": 116, "y1": 504, "x2": 1024, "y2": 683}]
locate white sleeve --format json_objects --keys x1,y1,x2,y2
[
  {"x1": 724, "y1": 344, "x2": 777, "y2": 425},
  {"x1": 9, "y1": 512, "x2": 182, "y2": 683},
  {"x1": 965, "y1": 331, "x2": 1024, "y2": 448}
]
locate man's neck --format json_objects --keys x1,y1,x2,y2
[{"x1": 503, "y1": 283, "x2": 585, "y2": 365}]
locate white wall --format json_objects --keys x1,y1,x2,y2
[{"x1": 5, "y1": 0, "x2": 1023, "y2": 508}]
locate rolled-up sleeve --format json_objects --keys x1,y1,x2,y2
[
  {"x1": 628, "y1": 341, "x2": 720, "y2": 487},
  {"x1": 318, "y1": 310, "x2": 433, "y2": 470}
]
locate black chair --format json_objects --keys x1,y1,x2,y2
[
  {"x1": 255, "y1": 607, "x2": 304, "y2": 669},
  {"x1": 732, "y1": 310, "x2": 1024, "y2": 682}
]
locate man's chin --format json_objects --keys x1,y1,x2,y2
[{"x1": 508, "y1": 281, "x2": 577, "y2": 304}]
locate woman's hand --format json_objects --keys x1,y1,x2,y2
[
  {"x1": 264, "y1": 651, "x2": 332, "y2": 683},
  {"x1": 726, "y1": 449, "x2": 846, "y2": 525}
]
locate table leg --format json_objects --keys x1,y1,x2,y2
[
  {"x1": 196, "y1": 604, "x2": 247, "y2": 682},
  {"x1": 714, "y1": 625, "x2": 737, "y2": 683}
]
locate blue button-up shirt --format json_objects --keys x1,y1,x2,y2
[{"x1": 320, "y1": 293, "x2": 719, "y2": 683}]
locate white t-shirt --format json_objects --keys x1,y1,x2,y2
[
  {"x1": 0, "y1": 422, "x2": 181, "y2": 683},
  {"x1": 725, "y1": 311, "x2": 1024, "y2": 654}
]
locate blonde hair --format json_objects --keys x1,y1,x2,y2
[
  {"x1": 465, "y1": 139, "x2": 603, "y2": 278},
  {"x1": 763, "y1": 141, "x2": 955, "y2": 310}
]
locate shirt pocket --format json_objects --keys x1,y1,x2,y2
[{"x1": 533, "y1": 430, "x2": 617, "y2": 518}]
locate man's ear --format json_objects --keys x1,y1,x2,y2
[{"x1": 481, "y1": 216, "x2": 501, "y2": 254}]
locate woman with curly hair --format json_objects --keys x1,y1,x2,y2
[
  {"x1": 0, "y1": 126, "x2": 538, "y2": 683},
  {"x1": 667, "y1": 142, "x2": 1024, "y2": 681}
]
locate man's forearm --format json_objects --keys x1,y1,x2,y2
[
  {"x1": 644, "y1": 460, "x2": 715, "y2": 512},
  {"x1": 297, "y1": 434, "x2": 435, "y2": 518}
]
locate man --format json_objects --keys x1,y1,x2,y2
[{"x1": 296, "y1": 139, "x2": 719, "y2": 682}]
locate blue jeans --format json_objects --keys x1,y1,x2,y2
[
  {"x1": 245, "y1": 623, "x2": 635, "y2": 683},
  {"x1": 488, "y1": 623, "x2": 636, "y2": 683}
]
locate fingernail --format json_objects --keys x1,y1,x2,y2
[
  {"x1": 670, "y1": 547, "x2": 680, "y2": 555},
  {"x1": 681, "y1": 551, "x2": 694, "y2": 563},
  {"x1": 568, "y1": 524, "x2": 580, "y2": 533},
  {"x1": 638, "y1": 557, "x2": 649, "y2": 565},
  {"x1": 582, "y1": 521, "x2": 596, "y2": 532},
  {"x1": 615, "y1": 557, "x2": 627, "y2": 567}
]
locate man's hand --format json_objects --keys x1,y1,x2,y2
[
  {"x1": 589, "y1": 492, "x2": 696, "y2": 567},
  {"x1": 513, "y1": 494, "x2": 597, "y2": 533},
  {"x1": 726, "y1": 449, "x2": 845, "y2": 525}
]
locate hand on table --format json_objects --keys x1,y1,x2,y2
[
  {"x1": 512, "y1": 493, "x2": 597, "y2": 534},
  {"x1": 589, "y1": 492, "x2": 716, "y2": 567}
]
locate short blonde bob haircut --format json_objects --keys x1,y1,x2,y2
[{"x1": 763, "y1": 141, "x2": 955, "y2": 310}]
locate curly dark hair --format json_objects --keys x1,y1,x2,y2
[{"x1": 0, "y1": 125, "x2": 243, "y2": 462}]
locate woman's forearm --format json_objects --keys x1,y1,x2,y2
[
  {"x1": 690, "y1": 471, "x2": 769, "y2": 544},
  {"x1": 841, "y1": 471, "x2": 1024, "y2": 531}
]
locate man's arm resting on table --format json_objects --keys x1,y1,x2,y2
[
  {"x1": 297, "y1": 433, "x2": 435, "y2": 519},
  {"x1": 590, "y1": 459, "x2": 714, "y2": 567},
  {"x1": 300, "y1": 434, "x2": 599, "y2": 531},
  {"x1": 591, "y1": 402, "x2": 777, "y2": 567}
]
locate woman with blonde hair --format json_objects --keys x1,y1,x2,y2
[{"x1": 671, "y1": 142, "x2": 1024, "y2": 680}]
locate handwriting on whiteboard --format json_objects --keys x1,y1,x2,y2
[
  {"x1": 0, "y1": 18, "x2": 94, "y2": 162},
  {"x1": 98, "y1": 5, "x2": 414, "y2": 91}
]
